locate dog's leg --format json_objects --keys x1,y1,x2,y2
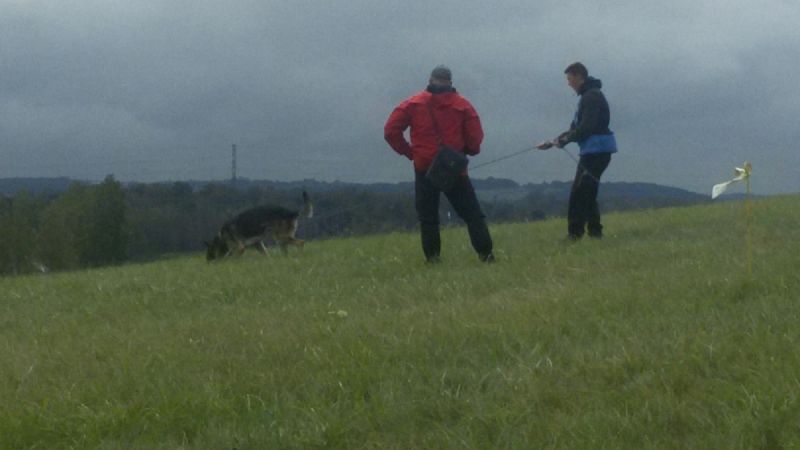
[
  {"x1": 279, "y1": 237, "x2": 304, "y2": 254},
  {"x1": 222, "y1": 240, "x2": 234, "y2": 258},
  {"x1": 290, "y1": 238, "x2": 305, "y2": 250}
]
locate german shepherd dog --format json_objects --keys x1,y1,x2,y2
[{"x1": 205, "y1": 191, "x2": 313, "y2": 261}]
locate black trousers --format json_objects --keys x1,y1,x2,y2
[
  {"x1": 414, "y1": 171, "x2": 493, "y2": 259},
  {"x1": 568, "y1": 153, "x2": 612, "y2": 238}
]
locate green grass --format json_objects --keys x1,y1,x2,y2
[{"x1": 1, "y1": 195, "x2": 799, "y2": 449}]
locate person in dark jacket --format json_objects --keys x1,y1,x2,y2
[
  {"x1": 384, "y1": 65, "x2": 494, "y2": 263},
  {"x1": 537, "y1": 62, "x2": 617, "y2": 239}
]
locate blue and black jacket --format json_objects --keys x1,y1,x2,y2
[{"x1": 560, "y1": 77, "x2": 617, "y2": 155}]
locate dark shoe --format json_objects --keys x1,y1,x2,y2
[
  {"x1": 588, "y1": 223, "x2": 603, "y2": 238},
  {"x1": 566, "y1": 234, "x2": 582, "y2": 242},
  {"x1": 479, "y1": 252, "x2": 496, "y2": 263},
  {"x1": 425, "y1": 255, "x2": 442, "y2": 264}
]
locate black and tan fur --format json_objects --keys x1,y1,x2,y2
[{"x1": 205, "y1": 191, "x2": 312, "y2": 261}]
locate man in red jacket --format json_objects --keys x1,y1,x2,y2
[{"x1": 384, "y1": 66, "x2": 494, "y2": 263}]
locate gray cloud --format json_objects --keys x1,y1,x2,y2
[{"x1": 1, "y1": 0, "x2": 798, "y2": 194}]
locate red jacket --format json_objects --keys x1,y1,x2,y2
[{"x1": 384, "y1": 89, "x2": 484, "y2": 172}]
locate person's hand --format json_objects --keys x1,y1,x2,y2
[
  {"x1": 555, "y1": 132, "x2": 570, "y2": 148},
  {"x1": 536, "y1": 140, "x2": 554, "y2": 150}
]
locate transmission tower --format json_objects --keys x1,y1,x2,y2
[{"x1": 231, "y1": 144, "x2": 237, "y2": 183}]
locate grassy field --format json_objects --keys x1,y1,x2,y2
[{"x1": 1, "y1": 195, "x2": 798, "y2": 449}]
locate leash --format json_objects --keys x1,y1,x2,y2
[
  {"x1": 557, "y1": 146, "x2": 601, "y2": 184},
  {"x1": 470, "y1": 142, "x2": 600, "y2": 184},
  {"x1": 469, "y1": 146, "x2": 537, "y2": 171}
]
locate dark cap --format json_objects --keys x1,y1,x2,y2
[{"x1": 430, "y1": 65, "x2": 452, "y2": 82}]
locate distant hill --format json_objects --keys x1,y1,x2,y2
[
  {"x1": 0, "y1": 177, "x2": 74, "y2": 195},
  {"x1": 193, "y1": 177, "x2": 714, "y2": 206},
  {"x1": 0, "y1": 176, "x2": 716, "y2": 208}
]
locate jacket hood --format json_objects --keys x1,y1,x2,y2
[{"x1": 579, "y1": 76, "x2": 602, "y2": 95}]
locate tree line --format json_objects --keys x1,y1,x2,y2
[
  {"x1": 0, "y1": 176, "x2": 126, "y2": 274},
  {"x1": 0, "y1": 177, "x2": 707, "y2": 275}
]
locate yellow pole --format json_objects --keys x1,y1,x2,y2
[{"x1": 744, "y1": 164, "x2": 753, "y2": 278}]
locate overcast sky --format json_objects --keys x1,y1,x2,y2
[{"x1": 2, "y1": 0, "x2": 798, "y2": 194}]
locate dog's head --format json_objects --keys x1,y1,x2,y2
[{"x1": 204, "y1": 236, "x2": 229, "y2": 261}]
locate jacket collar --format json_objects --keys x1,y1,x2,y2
[{"x1": 426, "y1": 84, "x2": 456, "y2": 94}]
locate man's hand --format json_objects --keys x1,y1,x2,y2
[
  {"x1": 555, "y1": 132, "x2": 571, "y2": 148},
  {"x1": 536, "y1": 140, "x2": 555, "y2": 150}
]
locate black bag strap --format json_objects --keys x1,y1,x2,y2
[{"x1": 425, "y1": 100, "x2": 444, "y2": 146}]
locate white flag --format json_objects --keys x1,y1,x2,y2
[{"x1": 712, "y1": 162, "x2": 752, "y2": 199}]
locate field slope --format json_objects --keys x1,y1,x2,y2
[{"x1": 1, "y1": 195, "x2": 798, "y2": 449}]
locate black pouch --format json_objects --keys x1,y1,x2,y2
[{"x1": 426, "y1": 146, "x2": 468, "y2": 192}]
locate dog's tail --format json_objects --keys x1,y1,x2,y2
[{"x1": 301, "y1": 190, "x2": 313, "y2": 218}]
